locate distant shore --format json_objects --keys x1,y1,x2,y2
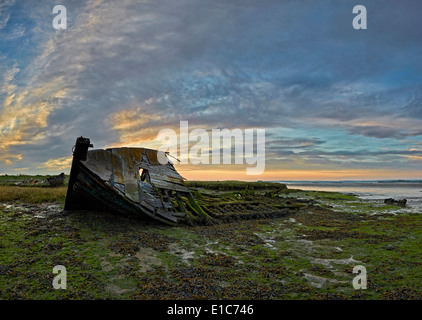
[{"x1": 279, "y1": 180, "x2": 422, "y2": 213}]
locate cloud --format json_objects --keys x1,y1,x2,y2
[
  {"x1": 404, "y1": 155, "x2": 422, "y2": 161},
  {"x1": 344, "y1": 116, "x2": 422, "y2": 139},
  {"x1": 268, "y1": 137, "x2": 326, "y2": 150},
  {"x1": 0, "y1": 0, "x2": 15, "y2": 30},
  {"x1": 347, "y1": 125, "x2": 410, "y2": 139},
  {"x1": 401, "y1": 92, "x2": 422, "y2": 119},
  {"x1": 0, "y1": 12, "x2": 11, "y2": 30},
  {"x1": 1, "y1": 0, "x2": 422, "y2": 178},
  {"x1": 0, "y1": 76, "x2": 68, "y2": 162},
  {"x1": 38, "y1": 156, "x2": 72, "y2": 171},
  {"x1": 1, "y1": 24, "x2": 25, "y2": 40}
]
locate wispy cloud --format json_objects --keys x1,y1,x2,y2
[
  {"x1": 1, "y1": 0, "x2": 422, "y2": 179},
  {"x1": 38, "y1": 156, "x2": 72, "y2": 171},
  {"x1": 0, "y1": 76, "x2": 68, "y2": 161}
]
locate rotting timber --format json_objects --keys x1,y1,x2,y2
[{"x1": 64, "y1": 137, "x2": 212, "y2": 225}]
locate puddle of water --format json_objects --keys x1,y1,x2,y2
[
  {"x1": 168, "y1": 243, "x2": 196, "y2": 264},
  {"x1": 1, "y1": 203, "x2": 64, "y2": 219},
  {"x1": 263, "y1": 241, "x2": 276, "y2": 250},
  {"x1": 303, "y1": 273, "x2": 347, "y2": 288},
  {"x1": 254, "y1": 231, "x2": 279, "y2": 250},
  {"x1": 105, "y1": 283, "x2": 133, "y2": 295},
  {"x1": 311, "y1": 256, "x2": 361, "y2": 269},
  {"x1": 135, "y1": 247, "x2": 162, "y2": 272},
  {"x1": 100, "y1": 256, "x2": 114, "y2": 272}
]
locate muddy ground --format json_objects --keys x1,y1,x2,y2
[{"x1": 0, "y1": 185, "x2": 421, "y2": 300}]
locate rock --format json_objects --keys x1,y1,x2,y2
[{"x1": 384, "y1": 198, "x2": 407, "y2": 207}]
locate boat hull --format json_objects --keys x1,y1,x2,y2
[
  {"x1": 65, "y1": 162, "x2": 178, "y2": 225},
  {"x1": 64, "y1": 136, "x2": 211, "y2": 225},
  {"x1": 64, "y1": 137, "x2": 179, "y2": 225}
]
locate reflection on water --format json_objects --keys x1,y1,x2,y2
[{"x1": 278, "y1": 181, "x2": 422, "y2": 212}]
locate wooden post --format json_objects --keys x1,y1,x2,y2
[{"x1": 64, "y1": 137, "x2": 93, "y2": 210}]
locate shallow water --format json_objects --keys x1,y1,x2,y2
[{"x1": 280, "y1": 180, "x2": 422, "y2": 213}]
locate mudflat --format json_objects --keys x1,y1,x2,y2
[{"x1": 0, "y1": 180, "x2": 421, "y2": 300}]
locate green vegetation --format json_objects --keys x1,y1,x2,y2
[
  {"x1": 0, "y1": 178, "x2": 421, "y2": 300},
  {"x1": 185, "y1": 180, "x2": 287, "y2": 191},
  {"x1": 0, "y1": 174, "x2": 69, "y2": 186},
  {"x1": 0, "y1": 174, "x2": 67, "y2": 203},
  {"x1": 0, "y1": 186, "x2": 67, "y2": 203}
]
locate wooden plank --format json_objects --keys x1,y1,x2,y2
[{"x1": 110, "y1": 148, "x2": 143, "y2": 202}]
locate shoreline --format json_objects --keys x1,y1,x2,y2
[{"x1": 281, "y1": 181, "x2": 422, "y2": 214}]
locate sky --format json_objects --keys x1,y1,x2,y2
[{"x1": 1, "y1": 0, "x2": 422, "y2": 181}]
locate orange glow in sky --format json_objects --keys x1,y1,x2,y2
[{"x1": 177, "y1": 167, "x2": 422, "y2": 181}]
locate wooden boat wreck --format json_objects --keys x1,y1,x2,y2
[
  {"x1": 47, "y1": 172, "x2": 65, "y2": 187},
  {"x1": 64, "y1": 136, "x2": 211, "y2": 225}
]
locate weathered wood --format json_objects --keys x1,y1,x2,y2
[{"x1": 65, "y1": 136, "x2": 210, "y2": 225}]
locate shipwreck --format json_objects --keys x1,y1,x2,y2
[
  {"x1": 47, "y1": 172, "x2": 65, "y2": 187},
  {"x1": 64, "y1": 137, "x2": 211, "y2": 225}
]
